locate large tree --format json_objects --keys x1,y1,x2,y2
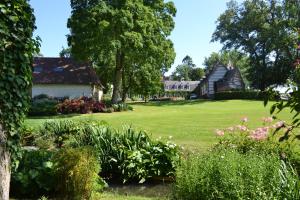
[
  {"x1": 68, "y1": 0, "x2": 176, "y2": 103},
  {"x1": 212, "y1": 0, "x2": 298, "y2": 90},
  {"x1": 0, "y1": 1, "x2": 38, "y2": 199}
]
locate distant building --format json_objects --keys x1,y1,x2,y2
[
  {"x1": 199, "y1": 65, "x2": 245, "y2": 98},
  {"x1": 32, "y1": 57, "x2": 103, "y2": 101}
]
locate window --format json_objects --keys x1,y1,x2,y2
[
  {"x1": 33, "y1": 66, "x2": 42, "y2": 73},
  {"x1": 184, "y1": 85, "x2": 190, "y2": 90},
  {"x1": 53, "y1": 66, "x2": 64, "y2": 72}
]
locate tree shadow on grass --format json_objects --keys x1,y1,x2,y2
[
  {"x1": 27, "y1": 113, "x2": 81, "y2": 120},
  {"x1": 106, "y1": 182, "x2": 171, "y2": 199},
  {"x1": 130, "y1": 99, "x2": 229, "y2": 107}
]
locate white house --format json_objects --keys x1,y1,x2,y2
[
  {"x1": 199, "y1": 65, "x2": 245, "y2": 98},
  {"x1": 32, "y1": 57, "x2": 103, "y2": 101}
]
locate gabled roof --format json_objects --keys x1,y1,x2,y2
[
  {"x1": 33, "y1": 57, "x2": 101, "y2": 85},
  {"x1": 199, "y1": 65, "x2": 227, "y2": 86}
]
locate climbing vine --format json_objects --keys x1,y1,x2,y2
[{"x1": 0, "y1": 0, "x2": 39, "y2": 161}]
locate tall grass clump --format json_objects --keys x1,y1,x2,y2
[{"x1": 173, "y1": 150, "x2": 300, "y2": 200}]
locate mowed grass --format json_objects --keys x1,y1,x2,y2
[{"x1": 25, "y1": 100, "x2": 292, "y2": 151}]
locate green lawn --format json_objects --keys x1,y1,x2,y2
[{"x1": 25, "y1": 100, "x2": 291, "y2": 151}]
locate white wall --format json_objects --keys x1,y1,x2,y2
[{"x1": 32, "y1": 84, "x2": 103, "y2": 100}]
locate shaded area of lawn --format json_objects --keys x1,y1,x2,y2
[{"x1": 25, "y1": 100, "x2": 292, "y2": 151}]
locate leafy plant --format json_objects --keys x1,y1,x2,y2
[
  {"x1": 29, "y1": 98, "x2": 58, "y2": 116},
  {"x1": 53, "y1": 147, "x2": 105, "y2": 200},
  {"x1": 19, "y1": 124, "x2": 38, "y2": 146},
  {"x1": 35, "y1": 120, "x2": 81, "y2": 149},
  {"x1": 112, "y1": 103, "x2": 134, "y2": 112},
  {"x1": 11, "y1": 150, "x2": 55, "y2": 198},
  {"x1": 70, "y1": 124, "x2": 180, "y2": 183}
]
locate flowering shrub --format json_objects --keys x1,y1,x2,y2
[
  {"x1": 173, "y1": 116, "x2": 300, "y2": 199},
  {"x1": 214, "y1": 117, "x2": 300, "y2": 176},
  {"x1": 215, "y1": 117, "x2": 285, "y2": 144},
  {"x1": 57, "y1": 97, "x2": 106, "y2": 114}
]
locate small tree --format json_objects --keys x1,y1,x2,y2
[{"x1": 0, "y1": 1, "x2": 39, "y2": 199}]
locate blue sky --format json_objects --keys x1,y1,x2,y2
[{"x1": 29, "y1": 0, "x2": 241, "y2": 73}]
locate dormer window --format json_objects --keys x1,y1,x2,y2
[
  {"x1": 33, "y1": 66, "x2": 42, "y2": 74},
  {"x1": 53, "y1": 66, "x2": 64, "y2": 72}
]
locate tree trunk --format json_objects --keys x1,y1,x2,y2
[
  {"x1": 111, "y1": 51, "x2": 124, "y2": 104},
  {"x1": 0, "y1": 124, "x2": 10, "y2": 200},
  {"x1": 121, "y1": 65, "x2": 126, "y2": 103}
]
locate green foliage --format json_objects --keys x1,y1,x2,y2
[
  {"x1": 53, "y1": 147, "x2": 105, "y2": 200},
  {"x1": 263, "y1": 30, "x2": 300, "y2": 173},
  {"x1": 173, "y1": 150, "x2": 300, "y2": 200},
  {"x1": 35, "y1": 120, "x2": 80, "y2": 149},
  {"x1": 11, "y1": 150, "x2": 55, "y2": 198},
  {"x1": 11, "y1": 147, "x2": 105, "y2": 199},
  {"x1": 0, "y1": 0, "x2": 39, "y2": 156},
  {"x1": 29, "y1": 98, "x2": 58, "y2": 116},
  {"x1": 19, "y1": 124, "x2": 37, "y2": 146},
  {"x1": 171, "y1": 55, "x2": 204, "y2": 81},
  {"x1": 214, "y1": 90, "x2": 279, "y2": 100},
  {"x1": 212, "y1": 0, "x2": 297, "y2": 90},
  {"x1": 68, "y1": 0, "x2": 176, "y2": 103},
  {"x1": 112, "y1": 103, "x2": 133, "y2": 112},
  {"x1": 203, "y1": 50, "x2": 250, "y2": 85},
  {"x1": 59, "y1": 46, "x2": 71, "y2": 58},
  {"x1": 70, "y1": 124, "x2": 180, "y2": 183}
]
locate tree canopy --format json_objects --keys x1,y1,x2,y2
[
  {"x1": 171, "y1": 55, "x2": 204, "y2": 81},
  {"x1": 68, "y1": 0, "x2": 176, "y2": 103},
  {"x1": 212, "y1": 0, "x2": 299, "y2": 90}
]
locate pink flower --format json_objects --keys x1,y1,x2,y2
[
  {"x1": 241, "y1": 117, "x2": 248, "y2": 123},
  {"x1": 215, "y1": 129, "x2": 225, "y2": 136},
  {"x1": 248, "y1": 127, "x2": 269, "y2": 141},
  {"x1": 273, "y1": 121, "x2": 285, "y2": 129},
  {"x1": 262, "y1": 117, "x2": 273, "y2": 123},
  {"x1": 226, "y1": 127, "x2": 234, "y2": 132},
  {"x1": 236, "y1": 125, "x2": 248, "y2": 132}
]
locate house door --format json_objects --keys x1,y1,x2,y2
[{"x1": 213, "y1": 82, "x2": 218, "y2": 93}]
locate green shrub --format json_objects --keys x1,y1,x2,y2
[
  {"x1": 53, "y1": 147, "x2": 105, "y2": 200},
  {"x1": 173, "y1": 150, "x2": 300, "y2": 200},
  {"x1": 33, "y1": 94, "x2": 52, "y2": 100},
  {"x1": 11, "y1": 147, "x2": 105, "y2": 199},
  {"x1": 29, "y1": 98, "x2": 58, "y2": 116},
  {"x1": 112, "y1": 103, "x2": 133, "y2": 112},
  {"x1": 35, "y1": 120, "x2": 81, "y2": 149},
  {"x1": 19, "y1": 124, "x2": 38, "y2": 146},
  {"x1": 11, "y1": 149, "x2": 55, "y2": 198},
  {"x1": 70, "y1": 125, "x2": 180, "y2": 183},
  {"x1": 214, "y1": 90, "x2": 279, "y2": 100}
]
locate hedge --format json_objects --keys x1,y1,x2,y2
[{"x1": 214, "y1": 91, "x2": 279, "y2": 100}]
